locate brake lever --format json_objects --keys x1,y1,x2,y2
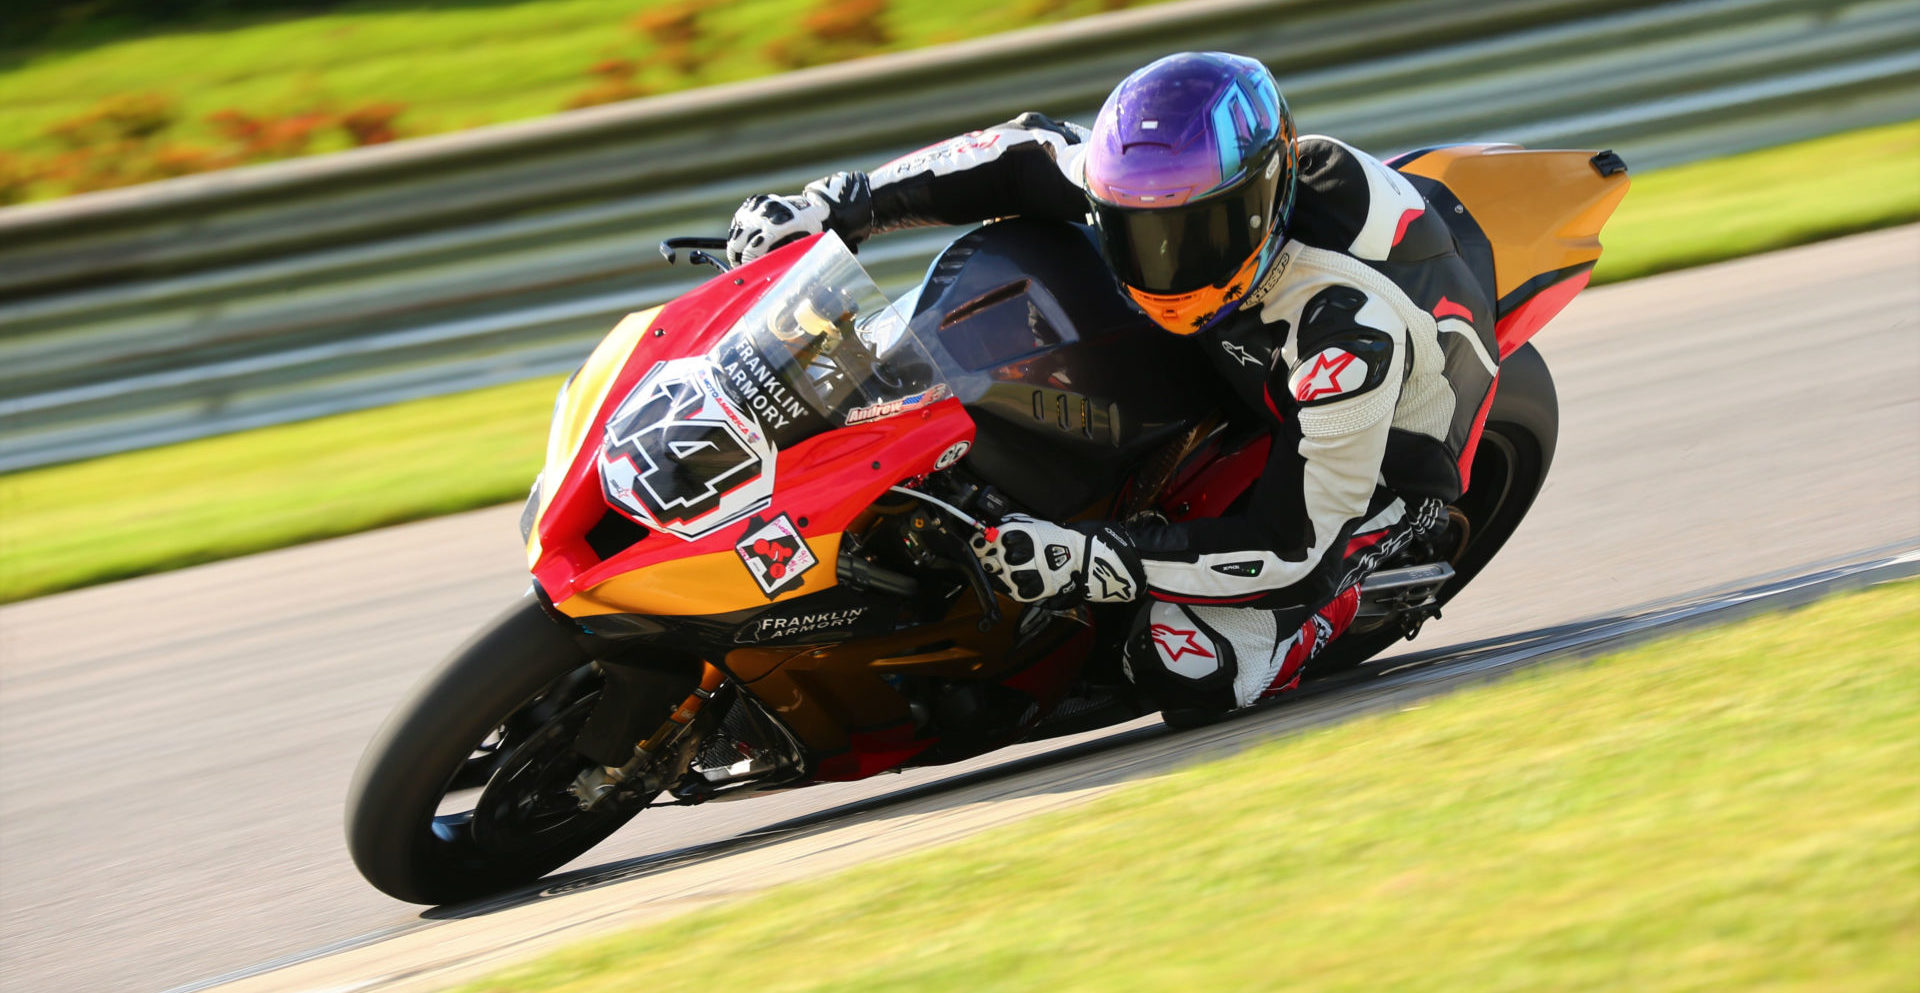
[
  {"x1": 659, "y1": 237, "x2": 732, "y2": 274},
  {"x1": 949, "y1": 532, "x2": 1003, "y2": 633}
]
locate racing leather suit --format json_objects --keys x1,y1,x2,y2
[{"x1": 836, "y1": 114, "x2": 1498, "y2": 711}]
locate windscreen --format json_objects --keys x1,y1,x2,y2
[
  {"x1": 595, "y1": 233, "x2": 951, "y2": 541},
  {"x1": 710, "y1": 232, "x2": 948, "y2": 447}
]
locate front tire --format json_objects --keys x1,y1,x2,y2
[{"x1": 346, "y1": 598, "x2": 673, "y2": 905}]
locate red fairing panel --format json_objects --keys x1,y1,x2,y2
[
  {"x1": 533, "y1": 240, "x2": 814, "y2": 587},
  {"x1": 535, "y1": 399, "x2": 975, "y2": 603},
  {"x1": 1494, "y1": 269, "x2": 1590, "y2": 360},
  {"x1": 815, "y1": 723, "x2": 931, "y2": 781},
  {"x1": 529, "y1": 233, "x2": 978, "y2": 604},
  {"x1": 1454, "y1": 372, "x2": 1500, "y2": 491},
  {"x1": 1160, "y1": 436, "x2": 1272, "y2": 524}
]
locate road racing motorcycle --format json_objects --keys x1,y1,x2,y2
[{"x1": 347, "y1": 144, "x2": 1629, "y2": 904}]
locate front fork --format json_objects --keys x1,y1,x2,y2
[{"x1": 571, "y1": 662, "x2": 727, "y2": 810}]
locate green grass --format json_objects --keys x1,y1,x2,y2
[
  {"x1": 0, "y1": 375, "x2": 562, "y2": 600},
  {"x1": 459, "y1": 580, "x2": 1920, "y2": 993},
  {"x1": 1592, "y1": 120, "x2": 1920, "y2": 283},
  {"x1": 0, "y1": 0, "x2": 1152, "y2": 199},
  {"x1": 2, "y1": 120, "x2": 1916, "y2": 603}
]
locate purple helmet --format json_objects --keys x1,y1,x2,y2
[{"x1": 1084, "y1": 52, "x2": 1298, "y2": 335}]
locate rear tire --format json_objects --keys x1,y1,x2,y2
[
  {"x1": 1309, "y1": 341, "x2": 1560, "y2": 672},
  {"x1": 345, "y1": 598, "x2": 674, "y2": 905}
]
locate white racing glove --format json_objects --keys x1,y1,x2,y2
[
  {"x1": 970, "y1": 515, "x2": 1143, "y2": 605},
  {"x1": 725, "y1": 171, "x2": 875, "y2": 267}
]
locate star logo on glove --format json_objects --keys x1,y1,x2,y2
[
  {"x1": 1150, "y1": 624, "x2": 1216, "y2": 663},
  {"x1": 1293, "y1": 348, "x2": 1363, "y2": 403},
  {"x1": 1089, "y1": 559, "x2": 1133, "y2": 601}
]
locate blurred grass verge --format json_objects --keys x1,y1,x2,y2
[
  {"x1": 1593, "y1": 119, "x2": 1920, "y2": 283},
  {"x1": 0, "y1": 375, "x2": 561, "y2": 600},
  {"x1": 1, "y1": 120, "x2": 1916, "y2": 603},
  {"x1": 454, "y1": 580, "x2": 1920, "y2": 993},
  {"x1": 0, "y1": 0, "x2": 1160, "y2": 202}
]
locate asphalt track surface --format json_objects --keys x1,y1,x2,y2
[{"x1": 1, "y1": 227, "x2": 1917, "y2": 993}]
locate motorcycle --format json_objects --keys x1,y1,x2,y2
[{"x1": 347, "y1": 143, "x2": 1629, "y2": 904}]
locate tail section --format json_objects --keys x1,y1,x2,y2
[{"x1": 1392, "y1": 144, "x2": 1630, "y2": 357}]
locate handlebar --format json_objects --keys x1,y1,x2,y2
[{"x1": 660, "y1": 236, "x2": 731, "y2": 273}]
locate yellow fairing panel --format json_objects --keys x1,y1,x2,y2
[
  {"x1": 555, "y1": 533, "x2": 845, "y2": 617},
  {"x1": 1398, "y1": 145, "x2": 1629, "y2": 301},
  {"x1": 526, "y1": 306, "x2": 663, "y2": 565}
]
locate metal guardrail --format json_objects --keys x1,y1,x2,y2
[{"x1": 1, "y1": 0, "x2": 1916, "y2": 471}]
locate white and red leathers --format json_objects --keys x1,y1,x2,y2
[{"x1": 731, "y1": 113, "x2": 1498, "y2": 713}]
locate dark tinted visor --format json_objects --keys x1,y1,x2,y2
[{"x1": 1092, "y1": 172, "x2": 1277, "y2": 295}]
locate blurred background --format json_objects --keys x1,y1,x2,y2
[{"x1": 2, "y1": 0, "x2": 1914, "y2": 481}]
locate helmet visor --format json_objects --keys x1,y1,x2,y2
[{"x1": 1091, "y1": 175, "x2": 1277, "y2": 296}]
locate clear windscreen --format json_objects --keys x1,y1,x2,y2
[{"x1": 709, "y1": 232, "x2": 948, "y2": 447}]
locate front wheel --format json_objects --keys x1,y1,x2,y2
[{"x1": 345, "y1": 598, "x2": 686, "y2": 905}]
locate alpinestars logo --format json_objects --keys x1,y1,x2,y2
[
  {"x1": 1219, "y1": 340, "x2": 1266, "y2": 368},
  {"x1": 734, "y1": 513, "x2": 818, "y2": 599},
  {"x1": 1292, "y1": 347, "x2": 1367, "y2": 403},
  {"x1": 1088, "y1": 558, "x2": 1133, "y2": 600},
  {"x1": 1150, "y1": 624, "x2": 1215, "y2": 663}
]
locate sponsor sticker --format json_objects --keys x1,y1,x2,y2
[
  {"x1": 933, "y1": 440, "x2": 971, "y2": 470},
  {"x1": 734, "y1": 513, "x2": 818, "y2": 599},
  {"x1": 844, "y1": 383, "x2": 952, "y2": 425},
  {"x1": 738, "y1": 606, "x2": 869, "y2": 644},
  {"x1": 718, "y1": 338, "x2": 813, "y2": 433}
]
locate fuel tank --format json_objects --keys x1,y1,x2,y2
[{"x1": 904, "y1": 220, "x2": 1218, "y2": 517}]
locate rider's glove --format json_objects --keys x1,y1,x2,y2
[
  {"x1": 970, "y1": 515, "x2": 1143, "y2": 605},
  {"x1": 725, "y1": 171, "x2": 875, "y2": 267}
]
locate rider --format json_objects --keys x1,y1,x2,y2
[{"x1": 725, "y1": 52, "x2": 1497, "y2": 719}]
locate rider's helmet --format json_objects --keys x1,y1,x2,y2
[{"x1": 1084, "y1": 52, "x2": 1297, "y2": 335}]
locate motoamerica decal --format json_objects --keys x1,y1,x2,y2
[
  {"x1": 600, "y1": 357, "x2": 777, "y2": 540},
  {"x1": 734, "y1": 513, "x2": 818, "y2": 598}
]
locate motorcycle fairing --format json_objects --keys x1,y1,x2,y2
[
  {"x1": 553, "y1": 401, "x2": 972, "y2": 616},
  {"x1": 722, "y1": 597, "x2": 1096, "y2": 778},
  {"x1": 1389, "y1": 143, "x2": 1625, "y2": 488},
  {"x1": 526, "y1": 304, "x2": 662, "y2": 565},
  {"x1": 1390, "y1": 144, "x2": 1630, "y2": 359},
  {"x1": 528, "y1": 244, "x2": 794, "y2": 574},
  {"x1": 525, "y1": 234, "x2": 974, "y2": 618}
]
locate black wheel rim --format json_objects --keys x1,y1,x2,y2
[{"x1": 423, "y1": 667, "x2": 623, "y2": 866}]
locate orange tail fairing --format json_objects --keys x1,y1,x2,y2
[{"x1": 1394, "y1": 144, "x2": 1629, "y2": 358}]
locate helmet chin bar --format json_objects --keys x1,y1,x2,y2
[{"x1": 1122, "y1": 230, "x2": 1273, "y2": 336}]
